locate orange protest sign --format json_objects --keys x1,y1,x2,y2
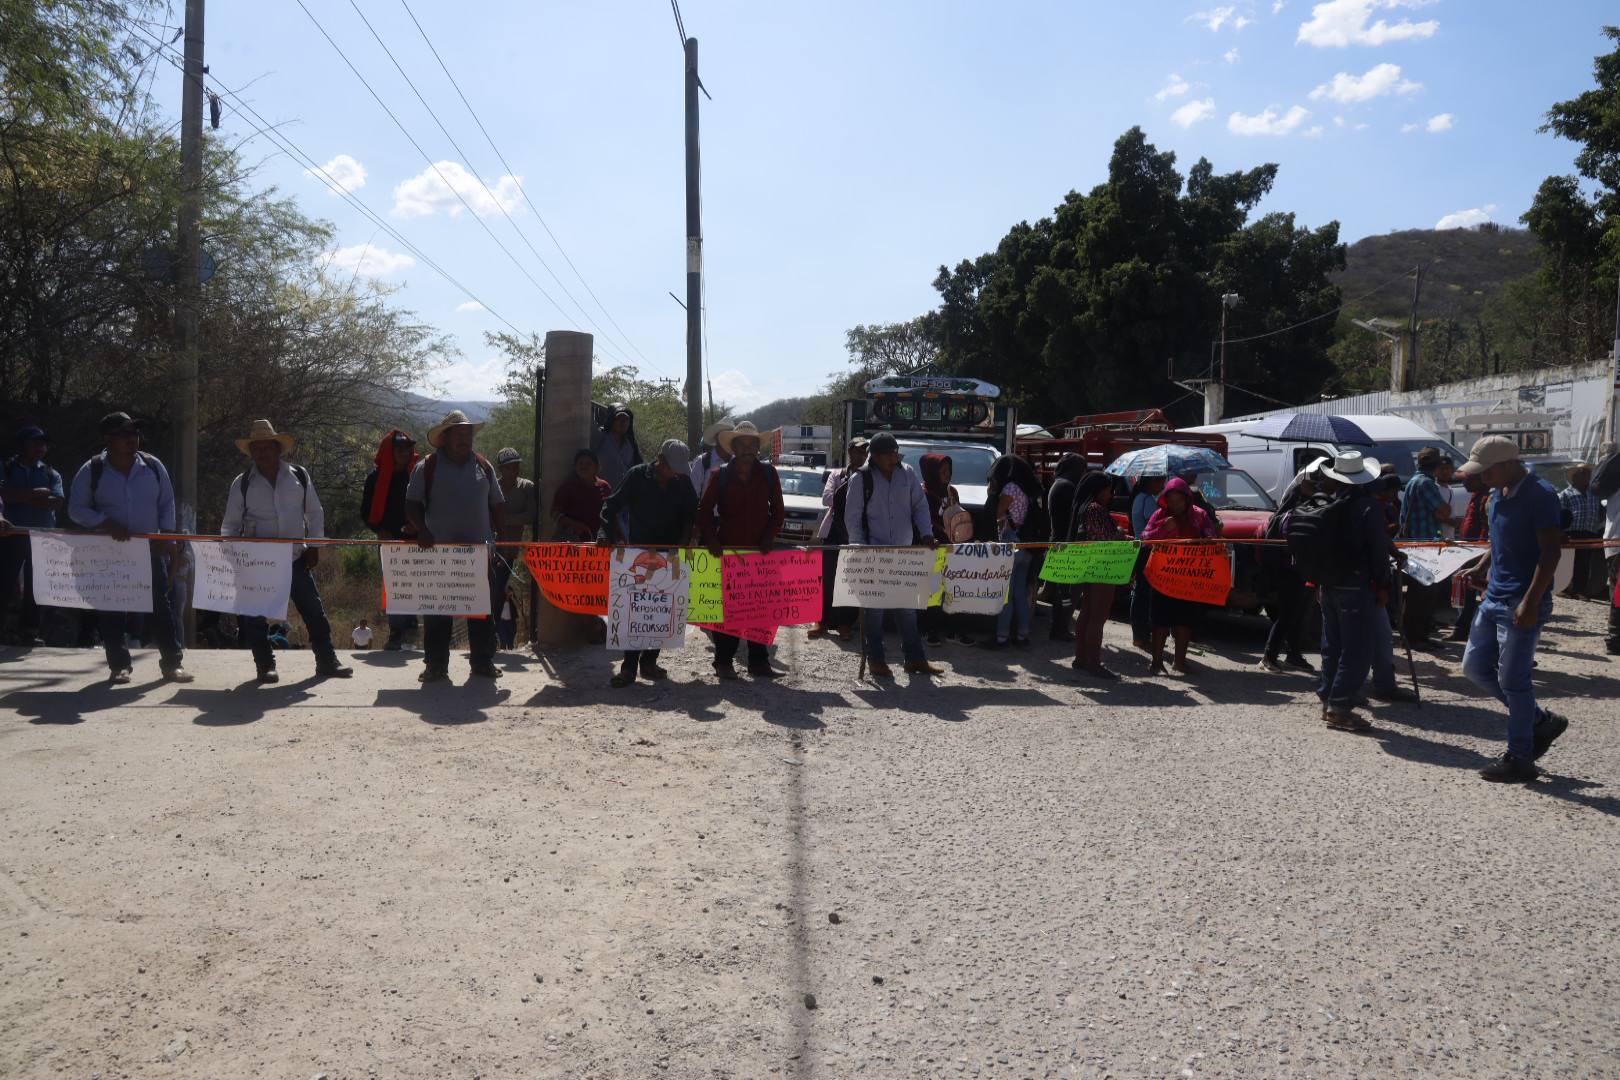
[
  {"x1": 1145, "y1": 543, "x2": 1231, "y2": 606},
  {"x1": 526, "y1": 544, "x2": 610, "y2": 615}
]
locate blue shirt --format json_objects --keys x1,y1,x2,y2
[
  {"x1": 1130, "y1": 490, "x2": 1156, "y2": 537},
  {"x1": 68, "y1": 452, "x2": 176, "y2": 534},
  {"x1": 2, "y1": 457, "x2": 64, "y2": 529},
  {"x1": 1486, "y1": 473, "x2": 1561, "y2": 604},
  {"x1": 1400, "y1": 471, "x2": 1445, "y2": 540},
  {"x1": 844, "y1": 463, "x2": 932, "y2": 546}
]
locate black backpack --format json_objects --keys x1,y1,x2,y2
[
  {"x1": 89, "y1": 450, "x2": 161, "y2": 496},
  {"x1": 829, "y1": 466, "x2": 896, "y2": 545},
  {"x1": 1284, "y1": 492, "x2": 1358, "y2": 586},
  {"x1": 237, "y1": 464, "x2": 310, "y2": 509}
]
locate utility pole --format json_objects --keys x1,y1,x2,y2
[
  {"x1": 683, "y1": 36, "x2": 703, "y2": 450},
  {"x1": 175, "y1": 0, "x2": 205, "y2": 639}
]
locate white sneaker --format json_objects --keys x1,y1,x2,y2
[{"x1": 1258, "y1": 657, "x2": 1287, "y2": 674}]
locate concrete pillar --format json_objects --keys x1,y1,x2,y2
[
  {"x1": 1203, "y1": 382, "x2": 1225, "y2": 425},
  {"x1": 535, "y1": 331, "x2": 594, "y2": 645}
]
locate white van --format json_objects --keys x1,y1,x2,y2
[{"x1": 1180, "y1": 415, "x2": 1467, "y2": 502}]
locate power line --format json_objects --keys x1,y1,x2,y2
[
  {"x1": 669, "y1": 0, "x2": 688, "y2": 46},
  {"x1": 1218, "y1": 265, "x2": 1422, "y2": 349},
  {"x1": 397, "y1": 0, "x2": 660, "y2": 373}
]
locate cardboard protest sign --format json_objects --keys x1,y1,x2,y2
[
  {"x1": 30, "y1": 532, "x2": 153, "y2": 612},
  {"x1": 683, "y1": 548, "x2": 725, "y2": 624},
  {"x1": 193, "y1": 540, "x2": 294, "y2": 619},
  {"x1": 381, "y1": 544, "x2": 490, "y2": 616},
  {"x1": 607, "y1": 547, "x2": 688, "y2": 651},
  {"x1": 831, "y1": 547, "x2": 943, "y2": 609},
  {"x1": 722, "y1": 550, "x2": 822, "y2": 630},
  {"x1": 1144, "y1": 543, "x2": 1231, "y2": 606},
  {"x1": 526, "y1": 544, "x2": 610, "y2": 615},
  {"x1": 1402, "y1": 545, "x2": 1481, "y2": 587},
  {"x1": 1039, "y1": 541, "x2": 1139, "y2": 586},
  {"x1": 939, "y1": 543, "x2": 1016, "y2": 614}
]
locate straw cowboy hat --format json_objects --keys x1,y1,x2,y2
[
  {"x1": 234, "y1": 419, "x2": 295, "y2": 455},
  {"x1": 427, "y1": 409, "x2": 485, "y2": 448},
  {"x1": 1321, "y1": 450, "x2": 1382, "y2": 486},
  {"x1": 718, "y1": 420, "x2": 763, "y2": 453},
  {"x1": 703, "y1": 417, "x2": 736, "y2": 444}
]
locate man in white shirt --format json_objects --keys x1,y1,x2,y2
[
  {"x1": 221, "y1": 420, "x2": 352, "y2": 683},
  {"x1": 352, "y1": 619, "x2": 374, "y2": 649},
  {"x1": 688, "y1": 419, "x2": 734, "y2": 499}
]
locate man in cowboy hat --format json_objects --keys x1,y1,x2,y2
[
  {"x1": 66, "y1": 411, "x2": 191, "y2": 684},
  {"x1": 405, "y1": 410, "x2": 507, "y2": 682},
  {"x1": 696, "y1": 420, "x2": 787, "y2": 679},
  {"x1": 689, "y1": 417, "x2": 735, "y2": 499},
  {"x1": 0, "y1": 424, "x2": 64, "y2": 645},
  {"x1": 221, "y1": 419, "x2": 352, "y2": 683}
]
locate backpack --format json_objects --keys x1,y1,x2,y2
[
  {"x1": 829, "y1": 466, "x2": 885, "y2": 545},
  {"x1": 1284, "y1": 492, "x2": 1359, "y2": 586},
  {"x1": 941, "y1": 502, "x2": 974, "y2": 544},
  {"x1": 237, "y1": 464, "x2": 310, "y2": 510},
  {"x1": 89, "y1": 450, "x2": 161, "y2": 498},
  {"x1": 421, "y1": 451, "x2": 493, "y2": 507}
]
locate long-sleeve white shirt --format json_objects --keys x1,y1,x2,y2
[{"x1": 221, "y1": 462, "x2": 325, "y2": 554}]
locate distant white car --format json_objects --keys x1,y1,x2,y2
[{"x1": 775, "y1": 466, "x2": 830, "y2": 544}]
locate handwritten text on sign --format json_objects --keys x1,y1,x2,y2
[
  {"x1": 940, "y1": 543, "x2": 1016, "y2": 614},
  {"x1": 1402, "y1": 545, "x2": 1480, "y2": 587},
  {"x1": 1039, "y1": 541, "x2": 1139, "y2": 586},
  {"x1": 194, "y1": 541, "x2": 293, "y2": 619},
  {"x1": 30, "y1": 532, "x2": 153, "y2": 612},
  {"x1": 527, "y1": 544, "x2": 610, "y2": 615},
  {"x1": 607, "y1": 548, "x2": 688, "y2": 651},
  {"x1": 723, "y1": 550, "x2": 822, "y2": 630},
  {"x1": 683, "y1": 548, "x2": 725, "y2": 624},
  {"x1": 381, "y1": 545, "x2": 490, "y2": 616},
  {"x1": 832, "y1": 547, "x2": 943, "y2": 609},
  {"x1": 1145, "y1": 543, "x2": 1232, "y2": 606}
]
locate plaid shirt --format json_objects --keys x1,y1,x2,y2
[
  {"x1": 1558, "y1": 485, "x2": 1603, "y2": 534},
  {"x1": 1399, "y1": 472, "x2": 1446, "y2": 540}
]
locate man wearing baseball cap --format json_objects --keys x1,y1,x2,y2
[{"x1": 1456, "y1": 435, "x2": 1569, "y2": 782}]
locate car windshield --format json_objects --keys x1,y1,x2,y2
[
  {"x1": 895, "y1": 443, "x2": 999, "y2": 487},
  {"x1": 1185, "y1": 469, "x2": 1276, "y2": 511},
  {"x1": 1366, "y1": 439, "x2": 1465, "y2": 479},
  {"x1": 776, "y1": 469, "x2": 826, "y2": 497}
]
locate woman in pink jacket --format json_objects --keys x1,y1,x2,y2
[{"x1": 1139, "y1": 476, "x2": 1219, "y2": 675}]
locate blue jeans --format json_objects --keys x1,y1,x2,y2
[
  {"x1": 1370, "y1": 600, "x2": 1397, "y2": 694},
  {"x1": 241, "y1": 558, "x2": 336, "y2": 668},
  {"x1": 1318, "y1": 585, "x2": 1374, "y2": 708},
  {"x1": 995, "y1": 549, "x2": 1033, "y2": 642},
  {"x1": 1463, "y1": 594, "x2": 1550, "y2": 761},
  {"x1": 99, "y1": 548, "x2": 183, "y2": 671},
  {"x1": 863, "y1": 608, "x2": 925, "y2": 665}
]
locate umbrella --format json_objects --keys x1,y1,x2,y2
[
  {"x1": 1104, "y1": 444, "x2": 1231, "y2": 482},
  {"x1": 1243, "y1": 412, "x2": 1375, "y2": 447}
]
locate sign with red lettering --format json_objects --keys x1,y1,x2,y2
[
  {"x1": 1144, "y1": 543, "x2": 1231, "y2": 606},
  {"x1": 527, "y1": 544, "x2": 610, "y2": 615}
]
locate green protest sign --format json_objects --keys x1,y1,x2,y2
[
  {"x1": 682, "y1": 548, "x2": 725, "y2": 623},
  {"x1": 1038, "y1": 541, "x2": 1139, "y2": 585}
]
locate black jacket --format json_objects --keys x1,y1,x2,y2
[{"x1": 599, "y1": 464, "x2": 697, "y2": 546}]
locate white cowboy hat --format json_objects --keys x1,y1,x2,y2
[
  {"x1": 427, "y1": 409, "x2": 485, "y2": 449},
  {"x1": 703, "y1": 417, "x2": 736, "y2": 443},
  {"x1": 234, "y1": 419, "x2": 295, "y2": 455},
  {"x1": 718, "y1": 420, "x2": 763, "y2": 453},
  {"x1": 1321, "y1": 450, "x2": 1382, "y2": 486}
]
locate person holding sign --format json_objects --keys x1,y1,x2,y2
[
  {"x1": 599, "y1": 439, "x2": 697, "y2": 686},
  {"x1": 810, "y1": 436, "x2": 869, "y2": 642},
  {"x1": 360, "y1": 429, "x2": 421, "y2": 650},
  {"x1": 221, "y1": 420, "x2": 352, "y2": 684},
  {"x1": 1069, "y1": 472, "x2": 1126, "y2": 679},
  {"x1": 843, "y1": 432, "x2": 942, "y2": 679},
  {"x1": 405, "y1": 411, "x2": 507, "y2": 683},
  {"x1": 0, "y1": 424, "x2": 63, "y2": 646},
  {"x1": 1139, "y1": 477, "x2": 1218, "y2": 677},
  {"x1": 697, "y1": 421, "x2": 787, "y2": 680},
  {"x1": 66, "y1": 412, "x2": 191, "y2": 684}
]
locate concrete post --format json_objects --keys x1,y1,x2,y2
[
  {"x1": 1203, "y1": 382, "x2": 1225, "y2": 425},
  {"x1": 535, "y1": 331, "x2": 594, "y2": 645}
]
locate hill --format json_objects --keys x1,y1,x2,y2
[{"x1": 1334, "y1": 225, "x2": 1542, "y2": 323}]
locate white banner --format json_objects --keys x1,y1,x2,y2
[
  {"x1": 381, "y1": 544, "x2": 490, "y2": 616},
  {"x1": 1403, "y1": 545, "x2": 1482, "y2": 587},
  {"x1": 832, "y1": 547, "x2": 943, "y2": 609},
  {"x1": 194, "y1": 541, "x2": 294, "y2": 619},
  {"x1": 941, "y1": 543, "x2": 1016, "y2": 614},
  {"x1": 607, "y1": 548, "x2": 689, "y2": 651},
  {"x1": 29, "y1": 532, "x2": 153, "y2": 612}
]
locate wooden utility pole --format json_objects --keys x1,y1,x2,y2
[
  {"x1": 683, "y1": 36, "x2": 703, "y2": 449},
  {"x1": 175, "y1": 0, "x2": 205, "y2": 640}
]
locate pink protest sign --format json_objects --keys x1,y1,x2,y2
[
  {"x1": 722, "y1": 550, "x2": 823, "y2": 631},
  {"x1": 693, "y1": 622, "x2": 779, "y2": 646}
]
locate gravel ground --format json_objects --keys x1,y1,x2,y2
[{"x1": 2, "y1": 598, "x2": 1618, "y2": 1079}]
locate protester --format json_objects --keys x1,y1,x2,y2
[
  {"x1": 697, "y1": 421, "x2": 787, "y2": 680},
  {"x1": 592, "y1": 403, "x2": 643, "y2": 491},
  {"x1": 220, "y1": 419, "x2": 352, "y2": 683},
  {"x1": 1069, "y1": 471, "x2": 1124, "y2": 678},
  {"x1": 0, "y1": 424, "x2": 64, "y2": 645},
  {"x1": 550, "y1": 449, "x2": 611, "y2": 542},
  {"x1": 494, "y1": 447, "x2": 538, "y2": 560},
  {"x1": 1448, "y1": 472, "x2": 1491, "y2": 641},
  {"x1": 352, "y1": 618, "x2": 373, "y2": 650},
  {"x1": 1556, "y1": 463, "x2": 1605, "y2": 600},
  {"x1": 599, "y1": 439, "x2": 697, "y2": 687},
  {"x1": 1127, "y1": 475, "x2": 1164, "y2": 650},
  {"x1": 360, "y1": 429, "x2": 420, "y2": 650},
  {"x1": 919, "y1": 453, "x2": 974, "y2": 647},
  {"x1": 1257, "y1": 462, "x2": 1321, "y2": 674},
  {"x1": 1399, "y1": 447, "x2": 1453, "y2": 650},
  {"x1": 810, "y1": 437, "x2": 868, "y2": 642},
  {"x1": 404, "y1": 410, "x2": 507, "y2": 683},
  {"x1": 1603, "y1": 445, "x2": 1620, "y2": 656},
  {"x1": 66, "y1": 412, "x2": 190, "y2": 684},
  {"x1": 1044, "y1": 454, "x2": 1089, "y2": 642},
  {"x1": 1363, "y1": 474, "x2": 1418, "y2": 705},
  {"x1": 1456, "y1": 436, "x2": 1569, "y2": 783},
  {"x1": 688, "y1": 418, "x2": 735, "y2": 500},
  {"x1": 1139, "y1": 476, "x2": 1218, "y2": 675},
  {"x1": 983, "y1": 454, "x2": 1044, "y2": 650},
  {"x1": 844, "y1": 432, "x2": 941, "y2": 678}
]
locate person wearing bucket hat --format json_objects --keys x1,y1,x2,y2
[
  {"x1": 689, "y1": 418, "x2": 735, "y2": 499},
  {"x1": 592, "y1": 403, "x2": 644, "y2": 490},
  {"x1": 1454, "y1": 435, "x2": 1571, "y2": 783},
  {"x1": 0, "y1": 424, "x2": 64, "y2": 645},
  {"x1": 405, "y1": 410, "x2": 508, "y2": 683},
  {"x1": 220, "y1": 420, "x2": 351, "y2": 683},
  {"x1": 697, "y1": 420, "x2": 789, "y2": 679}
]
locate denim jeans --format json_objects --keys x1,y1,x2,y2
[
  {"x1": 995, "y1": 549, "x2": 1033, "y2": 642},
  {"x1": 1317, "y1": 584, "x2": 1374, "y2": 708},
  {"x1": 241, "y1": 558, "x2": 336, "y2": 668},
  {"x1": 863, "y1": 607, "x2": 925, "y2": 665},
  {"x1": 99, "y1": 548, "x2": 183, "y2": 671},
  {"x1": 1369, "y1": 600, "x2": 1397, "y2": 694},
  {"x1": 422, "y1": 555, "x2": 509, "y2": 671},
  {"x1": 1463, "y1": 594, "x2": 1551, "y2": 761}
]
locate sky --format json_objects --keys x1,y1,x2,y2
[{"x1": 176, "y1": 0, "x2": 1616, "y2": 409}]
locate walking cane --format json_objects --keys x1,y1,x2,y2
[{"x1": 1392, "y1": 556, "x2": 1422, "y2": 708}]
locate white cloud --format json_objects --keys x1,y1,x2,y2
[
  {"x1": 304, "y1": 153, "x2": 367, "y2": 194},
  {"x1": 455, "y1": 300, "x2": 486, "y2": 313},
  {"x1": 1224, "y1": 47, "x2": 1241, "y2": 64},
  {"x1": 434, "y1": 356, "x2": 506, "y2": 400},
  {"x1": 318, "y1": 243, "x2": 415, "y2": 278},
  {"x1": 1191, "y1": 5, "x2": 1245, "y2": 30},
  {"x1": 1334, "y1": 114, "x2": 1346, "y2": 127},
  {"x1": 708, "y1": 369, "x2": 769, "y2": 411},
  {"x1": 1435, "y1": 204, "x2": 1496, "y2": 230},
  {"x1": 1297, "y1": 0, "x2": 1439, "y2": 47},
  {"x1": 1426, "y1": 112, "x2": 1454, "y2": 132},
  {"x1": 1273, "y1": 0, "x2": 1287, "y2": 12},
  {"x1": 1309, "y1": 62, "x2": 1422, "y2": 103},
  {"x1": 1303, "y1": 125, "x2": 1326, "y2": 138},
  {"x1": 1228, "y1": 105, "x2": 1311, "y2": 136},
  {"x1": 1155, "y1": 73, "x2": 1191, "y2": 101},
  {"x1": 1171, "y1": 98, "x2": 1218, "y2": 128},
  {"x1": 392, "y1": 161, "x2": 523, "y2": 218}
]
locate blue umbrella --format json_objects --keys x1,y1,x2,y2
[
  {"x1": 1243, "y1": 412, "x2": 1374, "y2": 447},
  {"x1": 1104, "y1": 444, "x2": 1231, "y2": 481}
]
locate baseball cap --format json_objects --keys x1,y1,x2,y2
[
  {"x1": 99, "y1": 411, "x2": 141, "y2": 434},
  {"x1": 868, "y1": 432, "x2": 899, "y2": 455},
  {"x1": 16, "y1": 425, "x2": 48, "y2": 443},
  {"x1": 1457, "y1": 435, "x2": 1520, "y2": 476},
  {"x1": 496, "y1": 447, "x2": 522, "y2": 465},
  {"x1": 657, "y1": 438, "x2": 691, "y2": 474},
  {"x1": 848, "y1": 436, "x2": 870, "y2": 449}
]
